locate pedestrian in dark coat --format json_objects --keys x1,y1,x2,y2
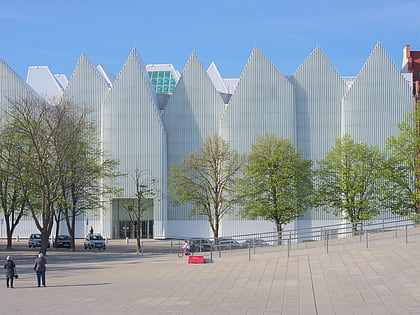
[
  {"x1": 4, "y1": 256, "x2": 16, "y2": 288},
  {"x1": 34, "y1": 253, "x2": 47, "y2": 287}
]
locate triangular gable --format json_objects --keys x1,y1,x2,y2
[
  {"x1": 292, "y1": 47, "x2": 347, "y2": 160},
  {"x1": 342, "y1": 43, "x2": 413, "y2": 146},
  {"x1": 62, "y1": 54, "x2": 110, "y2": 125},
  {"x1": 344, "y1": 43, "x2": 411, "y2": 99},
  {"x1": 163, "y1": 51, "x2": 225, "y2": 159},
  {"x1": 221, "y1": 47, "x2": 294, "y2": 153},
  {"x1": 0, "y1": 59, "x2": 40, "y2": 111}
]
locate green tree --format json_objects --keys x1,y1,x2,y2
[
  {"x1": 55, "y1": 100, "x2": 121, "y2": 251},
  {"x1": 315, "y1": 134, "x2": 385, "y2": 234},
  {"x1": 1, "y1": 97, "x2": 120, "y2": 254},
  {"x1": 238, "y1": 133, "x2": 313, "y2": 244},
  {"x1": 168, "y1": 134, "x2": 244, "y2": 241},
  {"x1": 383, "y1": 105, "x2": 420, "y2": 217},
  {"x1": 0, "y1": 128, "x2": 31, "y2": 249},
  {"x1": 3, "y1": 97, "x2": 64, "y2": 254}
]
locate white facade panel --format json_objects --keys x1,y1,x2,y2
[
  {"x1": 102, "y1": 49, "x2": 167, "y2": 238},
  {"x1": 163, "y1": 52, "x2": 226, "y2": 225},
  {"x1": 342, "y1": 43, "x2": 413, "y2": 148}
]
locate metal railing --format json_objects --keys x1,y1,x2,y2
[{"x1": 139, "y1": 216, "x2": 419, "y2": 262}]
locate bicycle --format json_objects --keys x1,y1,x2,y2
[{"x1": 177, "y1": 248, "x2": 191, "y2": 258}]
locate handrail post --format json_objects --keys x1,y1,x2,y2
[
  {"x1": 326, "y1": 231, "x2": 329, "y2": 253},
  {"x1": 395, "y1": 221, "x2": 397, "y2": 239},
  {"x1": 366, "y1": 231, "x2": 369, "y2": 249}
]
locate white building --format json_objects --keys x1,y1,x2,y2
[{"x1": 0, "y1": 43, "x2": 414, "y2": 239}]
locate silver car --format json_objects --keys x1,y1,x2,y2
[{"x1": 84, "y1": 234, "x2": 106, "y2": 250}]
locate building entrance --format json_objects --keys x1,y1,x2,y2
[
  {"x1": 118, "y1": 220, "x2": 153, "y2": 239},
  {"x1": 111, "y1": 198, "x2": 154, "y2": 239}
]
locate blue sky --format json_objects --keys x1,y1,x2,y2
[{"x1": 1, "y1": 0, "x2": 420, "y2": 80}]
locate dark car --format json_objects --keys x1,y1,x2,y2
[
  {"x1": 84, "y1": 233, "x2": 106, "y2": 250},
  {"x1": 189, "y1": 238, "x2": 213, "y2": 252},
  {"x1": 28, "y1": 234, "x2": 50, "y2": 248},
  {"x1": 55, "y1": 235, "x2": 71, "y2": 248}
]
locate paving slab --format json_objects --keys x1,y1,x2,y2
[{"x1": 0, "y1": 231, "x2": 420, "y2": 314}]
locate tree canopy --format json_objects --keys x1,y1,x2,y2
[
  {"x1": 315, "y1": 134, "x2": 385, "y2": 233},
  {"x1": 383, "y1": 104, "x2": 420, "y2": 216},
  {"x1": 168, "y1": 134, "x2": 244, "y2": 240},
  {"x1": 237, "y1": 133, "x2": 313, "y2": 242}
]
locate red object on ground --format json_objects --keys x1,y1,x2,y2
[{"x1": 188, "y1": 256, "x2": 205, "y2": 264}]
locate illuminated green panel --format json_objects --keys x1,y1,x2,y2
[{"x1": 147, "y1": 70, "x2": 178, "y2": 94}]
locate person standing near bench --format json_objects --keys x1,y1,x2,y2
[{"x1": 34, "y1": 253, "x2": 47, "y2": 287}]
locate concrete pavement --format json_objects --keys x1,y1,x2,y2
[{"x1": 1, "y1": 231, "x2": 420, "y2": 314}]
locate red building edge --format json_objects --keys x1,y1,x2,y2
[{"x1": 402, "y1": 45, "x2": 420, "y2": 101}]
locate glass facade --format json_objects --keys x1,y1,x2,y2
[
  {"x1": 148, "y1": 70, "x2": 177, "y2": 93},
  {"x1": 111, "y1": 198, "x2": 154, "y2": 239}
]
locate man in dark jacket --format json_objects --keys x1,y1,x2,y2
[
  {"x1": 4, "y1": 256, "x2": 16, "y2": 288},
  {"x1": 34, "y1": 253, "x2": 47, "y2": 287}
]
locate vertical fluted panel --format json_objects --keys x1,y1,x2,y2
[
  {"x1": 102, "y1": 49, "x2": 167, "y2": 237},
  {"x1": 342, "y1": 43, "x2": 414, "y2": 219},
  {"x1": 62, "y1": 54, "x2": 109, "y2": 132},
  {"x1": 220, "y1": 47, "x2": 295, "y2": 230},
  {"x1": 342, "y1": 43, "x2": 413, "y2": 147},
  {"x1": 292, "y1": 47, "x2": 348, "y2": 222},
  {"x1": 221, "y1": 47, "x2": 295, "y2": 153},
  {"x1": 163, "y1": 52, "x2": 226, "y2": 221},
  {"x1": 61, "y1": 55, "x2": 111, "y2": 234},
  {"x1": 0, "y1": 59, "x2": 37, "y2": 111}
]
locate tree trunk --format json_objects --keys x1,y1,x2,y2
[
  {"x1": 5, "y1": 217, "x2": 12, "y2": 249},
  {"x1": 276, "y1": 222, "x2": 282, "y2": 246},
  {"x1": 6, "y1": 229, "x2": 12, "y2": 249},
  {"x1": 352, "y1": 222, "x2": 358, "y2": 236},
  {"x1": 53, "y1": 212, "x2": 61, "y2": 248},
  {"x1": 136, "y1": 218, "x2": 141, "y2": 255}
]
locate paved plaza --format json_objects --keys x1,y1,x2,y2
[{"x1": 1, "y1": 231, "x2": 420, "y2": 314}]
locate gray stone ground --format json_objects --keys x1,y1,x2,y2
[{"x1": 1, "y1": 229, "x2": 420, "y2": 314}]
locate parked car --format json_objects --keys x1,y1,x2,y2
[
  {"x1": 189, "y1": 238, "x2": 213, "y2": 252},
  {"x1": 216, "y1": 238, "x2": 243, "y2": 250},
  {"x1": 28, "y1": 234, "x2": 50, "y2": 248},
  {"x1": 55, "y1": 235, "x2": 71, "y2": 248},
  {"x1": 243, "y1": 238, "x2": 270, "y2": 247},
  {"x1": 84, "y1": 233, "x2": 106, "y2": 250}
]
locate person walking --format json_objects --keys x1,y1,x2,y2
[
  {"x1": 4, "y1": 256, "x2": 16, "y2": 288},
  {"x1": 34, "y1": 253, "x2": 47, "y2": 287}
]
